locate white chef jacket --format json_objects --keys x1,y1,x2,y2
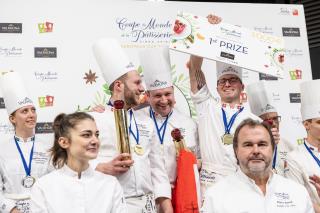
[
  {"x1": 201, "y1": 169, "x2": 314, "y2": 213},
  {"x1": 191, "y1": 85, "x2": 260, "y2": 191},
  {"x1": 284, "y1": 140, "x2": 320, "y2": 204},
  {"x1": 30, "y1": 164, "x2": 127, "y2": 213},
  {"x1": 273, "y1": 138, "x2": 295, "y2": 176},
  {"x1": 140, "y1": 107, "x2": 199, "y2": 185},
  {"x1": 0, "y1": 135, "x2": 50, "y2": 213},
  {"x1": 89, "y1": 107, "x2": 171, "y2": 200}
]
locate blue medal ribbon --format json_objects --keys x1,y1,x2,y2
[
  {"x1": 272, "y1": 145, "x2": 278, "y2": 169},
  {"x1": 149, "y1": 107, "x2": 173, "y2": 145},
  {"x1": 14, "y1": 136, "x2": 35, "y2": 177},
  {"x1": 129, "y1": 110, "x2": 139, "y2": 145},
  {"x1": 304, "y1": 141, "x2": 320, "y2": 167},
  {"x1": 221, "y1": 107, "x2": 244, "y2": 134}
]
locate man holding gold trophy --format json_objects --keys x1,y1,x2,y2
[{"x1": 89, "y1": 38, "x2": 172, "y2": 213}]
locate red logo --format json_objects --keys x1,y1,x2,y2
[
  {"x1": 38, "y1": 22, "x2": 53, "y2": 33},
  {"x1": 289, "y1": 69, "x2": 302, "y2": 80},
  {"x1": 292, "y1": 9, "x2": 299, "y2": 16},
  {"x1": 38, "y1": 95, "x2": 54, "y2": 107}
]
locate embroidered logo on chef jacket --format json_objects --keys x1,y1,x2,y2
[
  {"x1": 16, "y1": 199, "x2": 31, "y2": 213},
  {"x1": 274, "y1": 192, "x2": 296, "y2": 208},
  {"x1": 137, "y1": 123, "x2": 151, "y2": 138},
  {"x1": 200, "y1": 169, "x2": 216, "y2": 186},
  {"x1": 143, "y1": 194, "x2": 156, "y2": 213},
  {"x1": 33, "y1": 151, "x2": 49, "y2": 164}
]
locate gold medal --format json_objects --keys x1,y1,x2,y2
[
  {"x1": 134, "y1": 144, "x2": 144, "y2": 155},
  {"x1": 222, "y1": 134, "x2": 234, "y2": 145}
]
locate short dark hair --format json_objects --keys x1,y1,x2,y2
[
  {"x1": 233, "y1": 118, "x2": 275, "y2": 152},
  {"x1": 50, "y1": 112, "x2": 95, "y2": 169}
]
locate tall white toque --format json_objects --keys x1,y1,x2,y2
[
  {"x1": 139, "y1": 46, "x2": 173, "y2": 91},
  {"x1": 300, "y1": 79, "x2": 320, "y2": 121},
  {"x1": 216, "y1": 61, "x2": 242, "y2": 80},
  {"x1": 92, "y1": 38, "x2": 136, "y2": 85},
  {"x1": 0, "y1": 71, "x2": 34, "y2": 115},
  {"x1": 246, "y1": 81, "x2": 277, "y2": 116}
]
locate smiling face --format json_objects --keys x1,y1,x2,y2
[
  {"x1": 147, "y1": 86, "x2": 175, "y2": 117},
  {"x1": 61, "y1": 118, "x2": 100, "y2": 164},
  {"x1": 217, "y1": 74, "x2": 244, "y2": 104},
  {"x1": 235, "y1": 125, "x2": 273, "y2": 178},
  {"x1": 9, "y1": 105, "x2": 37, "y2": 131}
]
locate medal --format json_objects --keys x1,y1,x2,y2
[
  {"x1": 222, "y1": 134, "x2": 234, "y2": 145},
  {"x1": 22, "y1": 176, "x2": 35, "y2": 188},
  {"x1": 134, "y1": 144, "x2": 144, "y2": 155}
]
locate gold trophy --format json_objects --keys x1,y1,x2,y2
[
  {"x1": 113, "y1": 100, "x2": 131, "y2": 159},
  {"x1": 171, "y1": 128, "x2": 189, "y2": 157}
]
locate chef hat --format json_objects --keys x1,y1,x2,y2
[
  {"x1": 92, "y1": 38, "x2": 136, "y2": 85},
  {"x1": 216, "y1": 61, "x2": 242, "y2": 80},
  {"x1": 140, "y1": 47, "x2": 173, "y2": 91},
  {"x1": 300, "y1": 79, "x2": 320, "y2": 121},
  {"x1": 246, "y1": 81, "x2": 277, "y2": 116},
  {"x1": 0, "y1": 71, "x2": 34, "y2": 115}
]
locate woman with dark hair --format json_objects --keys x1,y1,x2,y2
[
  {"x1": 30, "y1": 112, "x2": 127, "y2": 213},
  {"x1": 0, "y1": 71, "x2": 50, "y2": 213}
]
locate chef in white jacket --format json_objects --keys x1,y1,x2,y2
[
  {"x1": 139, "y1": 47, "x2": 199, "y2": 187},
  {"x1": 188, "y1": 55, "x2": 260, "y2": 195},
  {"x1": 30, "y1": 112, "x2": 127, "y2": 213},
  {"x1": 285, "y1": 79, "x2": 320, "y2": 209},
  {"x1": 201, "y1": 118, "x2": 314, "y2": 213},
  {"x1": 0, "y1": 71, "x2": 50, "y2": 213},
  {"x1": 90, "y1": 38, "x2": 172, "y2": 213},
  {"x1": 246, "y1": 81, "x2": 295, "y2": 176}
]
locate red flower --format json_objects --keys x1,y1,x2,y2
[{"x1": 174, "y1": 20, "x2": 186, "y2": 34}]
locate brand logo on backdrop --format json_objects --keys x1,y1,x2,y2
[
  {"x1": 291, "y1": 115, "x2": 302, "y2": 125},
  {"x1": 116, "y1": 17, "x2": 172, "y2": 43},
  {"x1": 251, "y1": 31, "x2": 282, "y2": 45},
  {"x1": 34, "y1": 71, "x2": 58, "y2": 81},
  {"x1": 279, "y1": 8, "x2": 299, "y2": 16},
  {"x1": 289, "y1": 69, "x2": 302, "y2": 80},
  {"x1": 83, "y1": 70, "x2": 98, "y2": 84},
  {"x1": 38, "y1": 95, "x2": 54, "y2": 108},
  {"x1": 240, "y1": 92, "x2": 247, "y2": 103},
  {"x1": 284, "y1": 48, "x2": 303, "y2": 57},
  {"x1": 34, "y1": 47, "x2": 57, "y2": 58},
  {"x1": 220, "y1": 52, "x2": 235, "y2": 60},
  {"x1": 150, "y1": 80, "x2": 167, "y2": 88},
  {"x1": 0, "y1": 23, "x2": 22, "y2": 33},
  {"x1": 38, "y1": 22, "x2": 53, "y2": 33},
  {"x1": 289, "y1": 93, "x2": 301, "y2": 103},
  {"x1": 253, "y1": 26, "x2": 273, "y2": 35},
  {"x1": 259, "y1": 73, "x2": 278, "y2": 81},
  {"x1": 282, "y1": 27, "x2": 300, "y2": 37},
  {"x1": 272, "y1": 92, "x2": 280, "y2": 101},
  {"x1": 0, "y1": 46, "x2": 23, "y2": 57},
  {"x1": 0, "y1": 98, "x2": 5, "y2": 108},
  {"x1": 0, "y1": 122, "x2": 14, "y2": 134},
  {"x1": 35, "y1": 122, "x2": 53, "y2": 134}
]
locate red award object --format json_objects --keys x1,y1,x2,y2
[{"x1": 171, "y1": 128, "x2": 200, "y2": 213}]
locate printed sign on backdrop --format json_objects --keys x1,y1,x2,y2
[{"x1": 170, "y1": 12, "x2": 285, "y2": 78}]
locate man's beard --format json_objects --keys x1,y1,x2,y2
[{"x1": 124, "y1": 85, "x2": 139, "y2": 108}]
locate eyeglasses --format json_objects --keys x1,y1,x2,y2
[
  {"x1": 263, "y1": 116, "x2": 281, "y2": 124},
  {"x1": 217, "y1": 77, "x2": 241, "y2": 86}
]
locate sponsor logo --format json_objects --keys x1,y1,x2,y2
[
  {"x1": 272, "y1": 92, "x2": 280, "y2": 101},
  {"x1": 38, "y1": 21, "x2": 53, "y2": 33},
  {"x1": 252, "y1": 31, "x2": 282, "y2": 45},
  {"x1": 150, "y1": 80, "x2": 167, "y2": 88},
  {"x1": 292, "y1": 9, "x2": 299, "y2": 16},
  {"x1": 291, "y1": 115, "x2": 302, "y2": 125},
  {"x1": 18, "y1": 97, "x2": 33, "y2": 106},
  {"x1": 34, "y1": 71, "x2": 58, "y2": 82},
  {"x1": 282, "y1": 27, "x2": 300, "y2": 37},
  {"x1": 34, "y1": 47, "x2": 57, "y2": 58},
  {"x1": 0, "y1": 98, "x2": 5, "y2": 108},
  {"x1": 0, "y1": 23, "x2": 22, "y2": 33},
  {"x1": 38, "y1": 95, "x2": 54, "y2": 108},
  {"x1": 35, "y1": 122, "x2": 53, "y2": 134},
  {"x1": 220, "y1": 52, "x2": 235, "y2": 60},
  {"x1": 0, "y1": 122, "x2": 14, "y2": 134},
  {"x1": 253, "y1": 26, "x2": 273, "y2": 35},
  {"x1": 289, "y1": 69, "x2": 302, "y2": 80},
  {"x1": 279, "y1": 8, "x2": 299, "y2": 16},
  {"x1": 0, "y1": 46, "x2": 23, "y2": 57},
  {"x1": 83, "y1": 70, "x2": 98, "y2": 84},
  {"x1": 284, "y1": 48, "x2": 303, "y2": 57},
  {"x1": 274, "y1": 192, "x2": 290, "y2": 200},
  {"x1": 259, "y1": 73, "x2": 278, "y2": 81},
  {"x1": 289, "y1": 93, "x2": 301, "y2": 103},
  {"x1": 220, "y1": 26, "x2": 241, "y2": 38}
]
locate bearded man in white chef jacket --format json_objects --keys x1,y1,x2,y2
[{"x1": 90, "y1": 38, "x2": 172, "y2": 213}]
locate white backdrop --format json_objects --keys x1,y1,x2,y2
[{"x1": 0, "y1": 0, "x2": 312, "y2": 147}]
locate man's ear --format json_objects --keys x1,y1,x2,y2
[
  {"x1": 241, "y1": 83, "x2": 245, "y2": 92},
  {"x1": 58, "y1": 137, "x2": 70, "y2": 149},
  {"x1": 303, "y1": 120, "x2": 311, "y2": 131},
  {"x1": 9, "y1": 115, "x2": 16, "y2": 125},
  {"x1": 113, "y1": 80, "x2": 124, "y2": 93}
]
